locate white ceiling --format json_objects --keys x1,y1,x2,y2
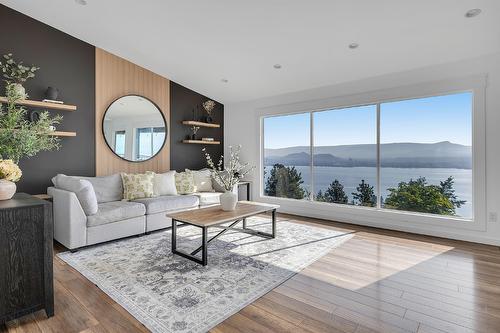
[{"x1": 2, "y1": 0, "x2": 499, "y2": 103}]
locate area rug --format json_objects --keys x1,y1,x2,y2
[{"x1": 58, "y1": 217, "x2": 353, "y2": 333}]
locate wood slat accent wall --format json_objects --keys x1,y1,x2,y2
[{"x1": 95, "y1": 48, "x2": 170, "y2": 175}]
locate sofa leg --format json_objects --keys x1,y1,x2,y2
[
  {"x1": 145, "y1": 231, "x2": 151, "y2": 235},
  {"x1": 70, "y1": 249, "x2": 78, "y2": 253}
]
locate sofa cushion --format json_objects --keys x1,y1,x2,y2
[
  {"x1": 153, "y1": 171, "x2": 177, "y2": 196},
  {"x1": 133, "y1": 195, "x2": 199, "y2": 215},
  {"x1": 54, "y1": 176, "x2": 98, "y2": 215},
  {"x1": 87, "y1": 201, "x2": 146, "y2": 227},
  {"x1": 121, "y1": 172, "x2": 155, "y2": 200},
  {"x1": 53, "y1": 174, "x2": 123, "y2": 203},
  {"x1": 193, "y1": 192, "x2": 223, "y2": 206},
  {"x1": 186, "y1": 169, "x2": 214, "y2": 192},
  {"x1": 175, "y1": 171, "x2": 195, "y2": 194}
]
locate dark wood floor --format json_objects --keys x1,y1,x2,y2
[{"x1": 3, "y1": 213, "x2": 500, "y2": 333}]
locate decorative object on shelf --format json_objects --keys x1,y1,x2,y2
[
  {"x1": 190, "y1": 125, "x2": 200, "y2": 140},
  {"x1": 30, "y1": 109, "x2": 40, "y2": 122},
  {"x1": 0, "y1": 160, "x2": 22, "y2": 200},
  {"x1": 202, "y1": 99, "x2": 216, "y2": 123},
  {"x1": 0, "y1": 56, "x2": 63, "y2": 163},
  {"x1": 44, "y1": 86, "x2": 59, "y2": 101},
  {"x1": 0, "y1": 53, "x2": 39, "y2": 99},
  {"x1": 202, "y1": 137, "x2": 214, "y2": 142},
  {"x1": 203, "y1": 145, "x2": 254, "y2": 211}
]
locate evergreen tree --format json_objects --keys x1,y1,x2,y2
[
  {"x1": 264, "y1": 164, "x2": 305, "y2": 199},
  {"x1": 352, "y1": 179, "x2": 376, "y2": 207},
  {"x1": 384, "y1": 176, "x2": 463, "y2": 215},
  {"x1": 316, "y1": 179, "x2": 348, "y2": 204},
  {"x1": 439, "y1": 176, "x2": 466, "y2": 208}
]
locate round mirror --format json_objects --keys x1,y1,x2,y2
[{"x1": 102, "y1": 95, "x2": 167, "y2": 162}]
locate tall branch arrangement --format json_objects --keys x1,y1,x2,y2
[
  {"x1": 0, "y1": 54, "x2": 62, "y2": 163},
  {"x1": 203, "y1": 145, "x2": 254, "y2": 192}
]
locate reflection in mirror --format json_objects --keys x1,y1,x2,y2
[{"x1": 103, "y1": 95, "x2": 167, "y2": 162}]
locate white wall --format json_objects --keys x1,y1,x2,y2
[{"x1": 225, "y1": 52, "x2": 500, "y2": 245}]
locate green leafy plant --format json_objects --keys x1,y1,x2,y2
[
  {"x1": 384, "y1": 176, "x2": 464, "y2": 215},
  {"x1": 0, "y1": 53, "x2": 39, "y2": 84},
  {"x1": 264, "y1": 163, "x2": 306, "y2": 199},
  {"x1": 352, "y1": 179, "x2": 376, "y2": 207},
  {"x1": 316, "y1": 179, "x2": 348, "y2": 204},
  {"x1": 0, "y1": 54, "x2": 62, "y2": 163}
]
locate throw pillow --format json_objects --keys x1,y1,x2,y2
[
  {"x1": 186, "y1": 168, "x2": 214, "y2": 192},
  {"x1": 121, "y1": 172, "x2": 155, "y2": 200},
  {"x1": 175, "y1": 171, "x2": 195, "y2": 194},
  {"x1": 53, "y1": 174, "x2": 98, "y2": 215},
  {"x1": 52, "y1": 173, "x2": 123, "y2": 203},
  {"x1": 152, "y1": 170, "x2": 177, "y2": 196}
]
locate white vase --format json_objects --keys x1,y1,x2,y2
[
  {"x1": 0, "y1": 180, "x2": 16, "y2": 200},
  {"x1": 220, "y1": 191, "x2": 238, "y2": 211},
  {"x1": 12, "y1": 83, "x2": 26, "y2": 99}
]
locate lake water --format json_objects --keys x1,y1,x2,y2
[{"x1": 264, "y1": 166, "x2": 472, "y2": 218}]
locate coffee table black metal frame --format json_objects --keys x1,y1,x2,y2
[{"x1": 171, "y1": 208, "x2": 276, "y2": 266}]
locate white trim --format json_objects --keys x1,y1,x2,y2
[{"x1": 258, "y1": 75, "x2": 487, "y2": 234}]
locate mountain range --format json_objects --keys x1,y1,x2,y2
[{"x1": 264, "y1": 141, "x2": 472, "y2": 169}]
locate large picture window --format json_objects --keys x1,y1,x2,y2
[
  {"x1": 263, "y1": 113, "x2": 310, "y2": 200},
  {"x1": 262, "y1": 91, "x2": 473, "y2": 219}
]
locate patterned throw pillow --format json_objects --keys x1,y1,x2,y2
[
  {"x1": 121, "y1": 172, "x2": 155, "y2": 200},
  {"x1": 175, "y1": 171, "x2": 195, "y2": 194}
]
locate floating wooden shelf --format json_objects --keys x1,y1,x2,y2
[
  {"x1": 182, "y1": 120, "x2": 220, "y2": 128},
  {"x1": 183, "y1": 140, "x2": 220, "y2": 145},
  {"x1": 49, "y1": 131, "x2": 76, "y2": 137},
  {"x1": 0, "y1": 97, "x2": 77, "y2": 111}
]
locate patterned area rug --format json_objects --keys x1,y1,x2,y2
[{"x1": 59, "y1": 217, "x2": 353, "y2": 333}]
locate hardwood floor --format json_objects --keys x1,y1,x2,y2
[{"x1": 3, "y1": 213, "x2": 500, "y2": 333}]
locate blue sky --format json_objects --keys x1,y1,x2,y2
[{"x1": 264, "y1": 92, "x2": 472, "y2": 149}]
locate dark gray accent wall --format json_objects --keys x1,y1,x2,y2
[
  {"x1": 0, "y1": 5, "x2": 95, "y2": 194},
  {"x1": 170, "y1": 82, "x2": 224, "y2": 171},
  {"x1": 0, "y1": 6, "x2": 224, "y2": 193}
]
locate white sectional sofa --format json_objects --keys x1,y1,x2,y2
[{"x1": 48, "y1": 173, "x2": 229, "y2": 251}]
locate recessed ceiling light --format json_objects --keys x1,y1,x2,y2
[
  {"x1": 221, "y1": 78, "x2": 228, "y2": 83},
  {"x1": 465, "y1": 8, "x2": 481, "y2": 18},
  {"x1": 75, "y1": 0, "x2": 87, "y2": 5},
  {"x1": 349, "y1": 43, "x2": 359, "y2": 49}
]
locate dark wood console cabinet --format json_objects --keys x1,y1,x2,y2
[{"x1": 0, "y1": 193, "x2": 54, "y2": 324}]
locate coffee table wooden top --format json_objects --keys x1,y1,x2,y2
[{"x1": 166, "y1": 201, "x2": 279, "y2": 227}]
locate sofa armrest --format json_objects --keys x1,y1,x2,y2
[{"x1": 47, "y1": 186, "x2": 87, "y2": 250}]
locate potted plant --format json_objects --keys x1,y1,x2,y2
[
  {"x1": 203, "y1": 145, "x2": 254, "y2": 211},
  {"x1": 202, "y1": 99, "x2": 216, "y2": 123},
  {"x1": 190, "y1": 125, "x2": 200, "y2": 140},
  {"x1": 0, "y1": 159, "x2": 22, "y2": 200},
  {"x1": 0, "y1": 53, "x2": 39, "y2": 99},
  {"x1": 0, "y1": 55, "x2": 62, "y2": 199}
]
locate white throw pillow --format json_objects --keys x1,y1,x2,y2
[
  {"x1": 186, "y1": 169, "x2": 214, "y2": 192},
  {"x1": 53, "y1": 174, "x2": 98, "y2": 215},
  {"x1": 153, "y1": 171, "x2": 177, "y2": 196}
]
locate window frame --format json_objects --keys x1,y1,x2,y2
[
  {"x1": 135, "y1": 126, "x2": 166, "y2": 160},
  {"x1": 258, "y1": 76, "x2": 486, "y2": 231}
]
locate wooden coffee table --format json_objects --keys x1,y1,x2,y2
[{"x1": 166, "y1": 201, "x2": 279, "y2": 266}]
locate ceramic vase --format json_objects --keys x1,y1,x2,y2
[
  {"x1": 0, "y1": 180, "x2": 16, "y2": 200},
  {"x1": 220, "y1": 191, "x2": 238, "y2": 211}
]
